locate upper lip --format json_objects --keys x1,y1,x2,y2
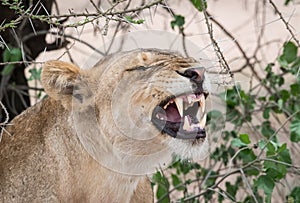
[{"x1": 151, "y1": 92, "x2": 208, "y2": 140}]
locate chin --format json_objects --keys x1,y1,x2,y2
[{"x1": 165, "y1": 137, "x2": 210, "y2": 161}]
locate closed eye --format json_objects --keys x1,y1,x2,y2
[{"x1": 126, "y1": 66, "x2": 153, "y2": 72}]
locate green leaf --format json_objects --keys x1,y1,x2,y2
[
  {"x1": 256, "y1": 175, "x2": 275, "y2": 202},
  {"x1": 156, "y1": 185, "x2": 170, "y2": 203},
  {"x1": 225, "y1": 181, "x2": 238, "y2": 199},
  {"x1": 9, "y1": 48, "x2": 22, "y2": 62},
  {"x1": 278, "y1": 56, "x2": 290, "y2": 68},
  {"x1": 1, "y1": 47, "x2": 22, "y2": 76},
  {"x1": 223, "y1": 87, "x2": 240, "y2": 107},
  {"x1": 1, "y1": 64, "x2": 15, "y2": 76},
  {"x1": 279, "y1": 41, "x2": 298, "y2": 64},
  {"x1": 284, "y1": 0, "x2": 294, "y2": 6},
  {"x1": 291, "y1": 57, "x2": 300, "y2": 75},
  {"x1": 152, "y1": 171, "x2": 170, "y2": 203},
  {"x1": 263, "y1": 143, "x2": 291, "y2": 181},
  {"x1": 290, "y1": 83, "x2": 300, "y2": 96},
  {"x1": 245, "y1": 167, "x2": 260, "y2": 176},
  {"x1": 278, "y1": 98, "x2": 284, "y2": 110},
  {"x1": 266, "y1": 141, "x2": 278, "y2": 155},
  {"x1": 3, "y1": 48, "x2": 11, "y2": 62},
  {"x1": 278, "y1": 143, "x2": 292, "y2": 164},
  {"x1": 201, "y1": 169, "x2": 218, "y2": 188},
  {"x1": 152, "y1": 171, "x2": 162, "y2": 183},
  {"x1": 226, "y1": 109, "x2": 243, "y2": 126},
  {"x1": 261, "y1": 121, "x2": 275, "y2": 139},
  {"x1": 240, "y1": 134, "x2": 251, "y2": 144},
  {"x1": 28, "y1": 67, "x2": 42, "y2": 81},
  {"x1": 207, "y1": 110, "x2": 225, "y2": 132},
  {"x1": 171, "y1": 15, "x2": 185, "y2": 30},
  {"x1": 238, "y1": 148, "x2": 257, "y2": 163},
  {"x1": 190, "y1": 0, "x2": 207, "y2": 12},
  {"x1": 231, "y1": 138, "x2": 247, "y2": 148},
  {"x1": 3, "y1": 47, "x2": 22, "y2": 62},
  {"x1": 290, "y1": 118, "x2": 300, "y2": 142},
  {"x1": 124, "y1": 16, "x2": 145, "y2": 24},
  {"x1": 288, "y1": 187, "x2": 300, "y2": 203},
  {"x1": 280, "y1": 89, "x2": 290, "y2": 102},
  {"x1": 171, "y1": 174, "x2": 185, "y2": 191},
  {"x1": 264, "y1": 160, "x2": 287, "y2": 181},
  {"x1": 258, "y1": 140, "x2": 266, "y2": 149},
  {"x1": 263, "y1": 108, "x2": 270, "y2": 119}
]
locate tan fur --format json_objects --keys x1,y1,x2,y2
[{"x1": 0, "y1": 49, "x2": 209, "y2": 202}]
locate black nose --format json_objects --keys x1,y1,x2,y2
[{"x1": 177, "y1": 68, "x2": 205, "y2": 83}]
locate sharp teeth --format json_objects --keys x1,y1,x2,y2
[
  {"x1": 184, "y1": 105, "x2": 189, "y2": 111},
  {"x1": 200, "y1": 94, "x2": 205, "y2": 113},
  {"x1": 183, "y1": 116, "x2": 190, "y2": 131},
  {"x1": 199, "y1": 113, "x2": 207, "y2": 129},
  {"x1": 175, "y1": 97, "x2": 184, "y2": 117}
]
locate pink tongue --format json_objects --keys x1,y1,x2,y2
[{"x1": 165, "y1": 105, "x2": 181, "y2": 122}]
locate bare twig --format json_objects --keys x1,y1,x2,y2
[
  {"x1": 21, "y1": 30, "x2": 105, "y2": 56},
  {"x1": 0, "y1": 61, "x2": 43, "y2": 66}
]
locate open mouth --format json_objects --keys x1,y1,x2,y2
[{"x1": 151, "y1": 92, "x2": 208, "y2": 140}]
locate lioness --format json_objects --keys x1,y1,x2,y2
[{"x1": 0, "y1": 49, "x2": 209, "y2": 202}]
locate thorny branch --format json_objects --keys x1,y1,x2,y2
[
  {"x1": 0, "y1": 0, "x2": 164, "y2": 32},
  {"x1": 269, "y1": 0, "x2": 300, "y2": 47},
  {"x1": 201, "y1": 0, "x2": 234, "y2": 81}
]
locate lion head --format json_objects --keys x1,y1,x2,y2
[{"x1": 41, "y1": 49, "x2": 211, "y2": 175}]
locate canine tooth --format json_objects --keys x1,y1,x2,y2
[
  {"x1": 199, "y1": 113, "x2": 207, "y2": 129},
  {"x1": 183, "y1": 116, "x2": 190, "y2": 131},
  {"x1": 184, "y1": 105, "x2": 189, "y2": 111},
  {"x1": 175, "y1": 97, "x2": 184, "y2": 117},
  {"x1": 200, "y1": 94, "x2": 205, "y2": 113}
]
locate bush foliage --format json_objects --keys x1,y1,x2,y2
[{"x1": 152, "y1": 40, "x2": 300, "y2": 203}]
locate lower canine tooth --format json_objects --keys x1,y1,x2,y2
[
  {"x1": 200, "y1": 94, "x2": 205, "y2": 113},
  {"x1": 183, "y1": 116, "x2": 190, "y2": 131},
  {"x1": 199, "y1": 113, "x2": 207, "y2": 129}
]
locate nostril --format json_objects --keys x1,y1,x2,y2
[
  {"x1": 183, "y1": 69, "x2": 199, "y2": 80},
  {"x1": 177, "y1": 68, "x2": 204, "y2": 82}
]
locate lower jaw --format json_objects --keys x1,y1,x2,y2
[
  {"x1": 176, "y1": 128, "x2": 206, "y2": 140},
  {"x1": 165, "y1": 138, "x2": 210, "y2": 161}
]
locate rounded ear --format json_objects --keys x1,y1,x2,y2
[{"x1": 41, "y1": 60, "x2": 93, "y2": 110}]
